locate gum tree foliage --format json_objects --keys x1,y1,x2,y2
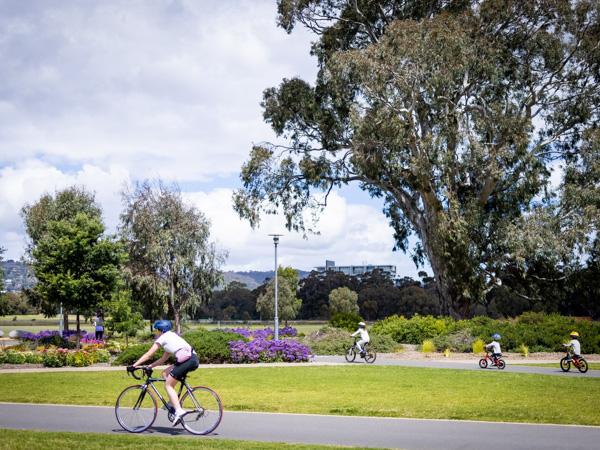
[
  {"x1": 234, "y1": 0, "x2": 600, "y2": 319},
  {"x1": 256, "y1": 266, "x2": 302, "y2": 323},
  {"x1": 120, "y1": 180, "x2": 227, "y2": 333},
  {"x1": 20, "y1": 186, "x2": 104, "y2": 330},
  {"x1": 328, "y1": 286, "x2": 359, "y2": 314}
]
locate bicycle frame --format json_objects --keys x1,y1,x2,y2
[{"x1": 129, "y1": 369, "x2": 195, "y2": 413}]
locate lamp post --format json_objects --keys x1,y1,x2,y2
[{"x1": 269, "y1": 234, "x2": 282, "y2": 340}]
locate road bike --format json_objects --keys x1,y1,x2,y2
[
  {"x1": 478, "y1": 350, "x2": 506, "y2": 369},
  {"x1": 345, "y1": 338, "x2": 376, "y2": 364},
  {"x1": 560, "y1": 350, "x2": 588, "y2": 373},
  {"x1": 115, "y1": 366, "x2": 223, "y2": 435}
]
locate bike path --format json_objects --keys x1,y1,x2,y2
[
  {"x1": 314, "y1": 356, "x2": 600, "y2": 377},
  {"x1": 1, "y1": 402, "x2": 599, "y2": 450}
]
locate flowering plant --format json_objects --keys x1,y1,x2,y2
[
  {"x1": 229, "y1": 338, "x2": 312, "y2": 363},
  {"x1": 223, "y1": 326, "x2": 299, "y2": 340}
]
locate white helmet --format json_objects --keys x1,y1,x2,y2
[{"x1": 358, "y1": 322, "x2": 366, "y2": 328}]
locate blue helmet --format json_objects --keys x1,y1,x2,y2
[
  {"x1": 492, "y1": 334, "x2": 501, "y2": 341},
  {"x1": 154, "y1": 320, "x2": 172, "y2": 332}
]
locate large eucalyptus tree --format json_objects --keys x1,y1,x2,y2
[{"x1": 234, "y1": 0, "x2": 600, "y2": 319}]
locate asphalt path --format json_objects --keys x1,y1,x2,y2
[
  {"x1": 1, "y1": 402, "x2": 599, "y2": 449},
  {"x1": 314, "y1": 355, "x2": 600, "y2": 377}
]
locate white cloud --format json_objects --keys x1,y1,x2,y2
[{"x1": 0, "y1": 0, "x2": 423, "y2": 280}]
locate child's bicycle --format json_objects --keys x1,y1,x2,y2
[
  {"x1": 560, "y1": 350, "x2": 588, "y2": 373},
  {"x1": 479, "y1": 350, "x2": 506, "y2": 369},
  {"x1": 345, "y1": 338, "x2": 377, "y2": 363},
  {"x1": 115, "y1": 366, "x2": 223, "y2": 435}
]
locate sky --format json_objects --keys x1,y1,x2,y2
[{"x1": 0, "y1": 0, "x2": 427, "y2": 280}]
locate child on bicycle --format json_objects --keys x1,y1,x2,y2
[
  {"x1": 484, "y1": 334, "x2": 502, "y2": 364},
  {"x1": 128, "y1": 320, "x2": 199, "y2": 426},
  {"x1": 563, "y1": 331, "x2": 581, "y2": 361},
  {"x1": 351, "y1": 322, "x2": 370, "y2": 357}
]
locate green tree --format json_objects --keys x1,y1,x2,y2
[
  {"x1": 256, "y1": 268, "x2": 302, "y2": 324},
  {"x1": 21, "y1": 186, "x2": 102, "y2": 329},
  {"x1": 102, "y1": 290, "x2": 146, "y2": 346},
  {"x1": 120, "y1": 179, "x2": 227, "y2": 333},
  {"x1": 328, "y1": 286, "x2": 359, "y2": 315},
  {"x1": 233, "y1": 0, "x2": 600, "y2": 319},
  {"x1": 30, "y1": 213, "x2": 123, "y2": 346}
]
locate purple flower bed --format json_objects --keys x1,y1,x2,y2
[
  {"x1": 229, "y1": 338, "x2": 312, "y2": 363},
  {"x1": 223, "y1": 326, "x2": 298, "y2": 339},
  {"x1": 20, "y1": 330, "x2": 105, "y2": 341}
]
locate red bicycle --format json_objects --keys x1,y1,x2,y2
[{"x1": 479, "y1": 350, "x2": 506, "y2": 369}]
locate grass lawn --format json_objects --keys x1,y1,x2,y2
[
  {"x1": 513, "y1": 362, "x2": 600, "y2": 370},
  {"x1": 1, "y1": 365, "x2": 599, "y2": 426},
  {"x1": 0, "y1": 429, "x2": 383, "y2": 450}
]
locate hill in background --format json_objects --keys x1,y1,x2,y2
[
  {"x1": 223, "y1": 269, "x2": 312, "y2": 290},
  {"x1": 1, "y1": 260, "x2": 312, "y2": 292}
]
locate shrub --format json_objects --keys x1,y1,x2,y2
[
  {"x1": 422, "y1": 339, "x2": 435, "y2": 355},
  {"x1": 369, "y1": 334, "x2": 403, "y2": 353},
  {"x1": 372, "y1": 314, "x2": 454, "y2": 344},
  {"x1": 23, "y1": 352, "x2": 43, "y2": 364},
  {"x1": 329, "y1": 312, "x2": 364, "y2": 333},
  {"x1": 112, "y1": 344, "x2": 169, "y2": 366},
  {"x1": 42, "y1": 349, "x2": 69, "y2": 367},
  {"x1": 0, "y1": 352, "x2": 6, "y2": 364},
  {"x1": 473, "y1": 339, "x2": 485, "y2": 355},
  {"x1": 299, "y1": 326, "x2": 351, "y2": 355},
  {"x1": 184, "y1": 329, "x2": 243, "y2": 363},
  {"x1": 433, "y1": 329, "x2": 475, "y2": 353},
  {"x1": 519, "y1": 343, "x2": 530, "y2": 357},
  {"x1": 5, "y1": 350, "x2": 26, "y2": 364}
]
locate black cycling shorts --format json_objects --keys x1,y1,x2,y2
[{"x1": 169, "y1": 352, "x2": 199, "y2": 381}]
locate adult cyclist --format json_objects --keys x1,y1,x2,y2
[{"x1": 128, "y1": 320, "x2": 199, "y2": 426}]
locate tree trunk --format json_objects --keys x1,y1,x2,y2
[
  {"x1": 76, "y1": 311, "x2": 81, "y2": 350},
  {"x1": 63, "y1": 309, "x2": 69, "y2": 331},
  {"x1": 170, "y1": 278, "x2": 180, "y2": 333},
  {"x1": 427, "y1": 247, "x2": 471, "y2": 320}
]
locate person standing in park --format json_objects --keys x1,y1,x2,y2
[
  {"x1": 128, "y1": 320, "x2": 199, "y2": 426},
  {"x1": 93, "y1": 312, "x2": 104, "y2": 341}
]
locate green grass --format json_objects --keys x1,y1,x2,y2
[
  {"x1": 1, "y1": 365, "x2": 599, "y2": 426},
  {"x1": 513, "y1": 362, "x2": 600, "y2": 370},
  {"x1": 0, "y1": 429, "x2": 384, "y2": 450}
]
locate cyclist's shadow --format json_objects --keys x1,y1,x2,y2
[{"x1": 113, "y1": 427, "x2": 219, "y2": 436}]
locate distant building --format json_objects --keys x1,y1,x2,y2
[{"x1": 315, "y1": 260, "x2": 396, "y2": 278}]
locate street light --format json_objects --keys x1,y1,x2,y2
[{"x1": 269, "y1": 234, "x2": 283, "y2": 340}]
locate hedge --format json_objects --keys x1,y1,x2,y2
[{"x1": 372, "y1": 312, "x2": 600, "y2": 353}]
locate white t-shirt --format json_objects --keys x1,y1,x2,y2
[
  {"x1": 352, "y1": 328, "x2": 370, "y2": 342},
  {"x1": 566, "y1": 339, "x2": 581, "y2": 355},
  {"x1": 155, "y1": 331, "x2": 191, "y2": 355},
  {"x1": 485, "y1": 341, "x2": 501, "y2": 354}
]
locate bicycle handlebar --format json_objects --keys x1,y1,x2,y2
[{"x1": 126, "y1": 366, "x2": 153, "y2": 380}]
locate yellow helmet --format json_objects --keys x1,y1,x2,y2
[{"x1": 570, "y1": 331, "x2": 579, "y2": 337}]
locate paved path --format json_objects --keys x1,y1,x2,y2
[
  {"x1": 314, "y1": 355, "x2": 600, "y2": 377},
  {"x1": 1, "y1": 403, "x2": 599, "y2": 450}
]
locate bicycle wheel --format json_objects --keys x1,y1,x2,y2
[
  {"x1": 479, "y1": 358, "x2": 488, "y2": 369},
  {"x1": 496, "y1": 359, "x2": 506, "y2": 370},
  {"x1": 115, "y1": 385, "x2": 157, "y2": 433},
  {"x1": 560, "y1": 357, "x2": 571, "y2": 372},
  {"x1": 365, "y1": 348, "x2": 377, "y2": 364},
  {"x1": 180, "y1": 386, "x2": 223, "y2": 435},
  {"x1": 576, "y1": 359, "x2": 588, "y2": 374},
  {"x1": 345, "y1": 346, "x2": 356, "y2": 363}
]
